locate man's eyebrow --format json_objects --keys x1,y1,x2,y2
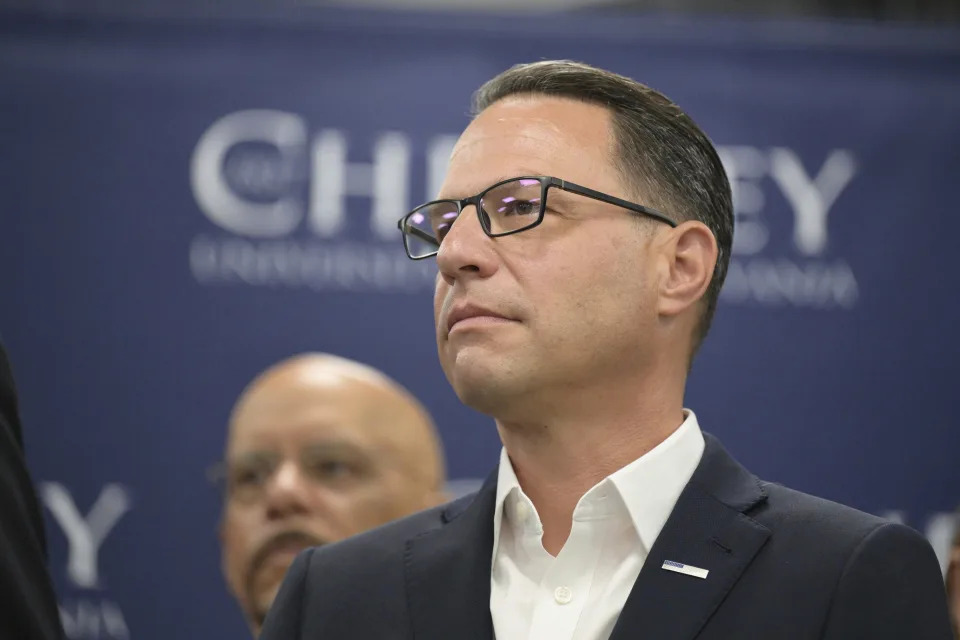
[
  {"x1": 228, "y1": 439, "x2": 366, "y2": 461},
  {"x1": 437, "y1": 171, "x2": 548, "y2": 200},
  {"x1": 301, "y1": 440, "x2": 368, "y2": 456},
  {"x1": 502, "y1": 170, "x2": 548, "y2": 181},
  {"x1": 224, "y1": 450, "x2": 276, "y2": 467}
]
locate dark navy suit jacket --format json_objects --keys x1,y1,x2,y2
[
  {"x1": 0, "y1": 342, "x2": 64, "y2": 640},
  {"x1": 260, "y1": 434, "x2": 952, "y2": 639}
]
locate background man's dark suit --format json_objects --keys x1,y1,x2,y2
[
  {"x1": 1, "y1": 341, "x2": 64, "y2": 640},
  {"x1": 261, "y1": 434, "x2": 952, "y2": 639}
]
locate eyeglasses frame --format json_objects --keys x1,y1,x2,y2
[{"x1": 397, "y1": 175, "x2": 678, "y2": 260}]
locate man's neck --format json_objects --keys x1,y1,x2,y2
[{"x1": 497, "y1": 392, "x2": 685, "y2": 556}]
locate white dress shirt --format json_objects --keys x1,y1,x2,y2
[{"x1": 490, "y1": 411, "x2": 705, "y2": 640}]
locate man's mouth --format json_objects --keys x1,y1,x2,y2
[
  {"x1": 446, "y1": 302, "x2": 514, "y2": 333},
  {"x1": 246, "y1": 529, "x2": 325, "y2": 582}
]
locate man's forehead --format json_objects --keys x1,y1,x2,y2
[
  {"x1": 225, "y1": 412, "x2": 413, "y2": 470},
  {"x1": 227, "y1": 383, "x2": 378, "y2": 446},
  {"x1": 452, "y1": 114, "x2": 580, "y2": 161},
  {"x1": 463, "y1": 95, "x2": 611, "y2": 144},
  {"x1": 443, "y1": 97, "x2": 615, "y2": 195},
  {"x1": 227, "y1": 436, "x2": 371, "y2": 462},
  {"x1": 233, "y1": 364, "x2": 390, "y2": 420},
  {"x1": 463, "y1": 109, "x2": 567, "y2": 140},
  {"x1": 225, "y1": 376, "x2": 420, "y2": 454}
]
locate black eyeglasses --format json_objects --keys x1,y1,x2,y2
[{"x1": 397, "y1": 175, "x2": 677, "y2": 260}]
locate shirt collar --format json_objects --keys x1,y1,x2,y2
[
  {"x1": 492, "y1": 445, "x2": 522, "y2": 562},
  {"x1": 491, "y1": 410, "x2": 705, "y2": 560},
  {"x1": 607, "y1": 410, "x2": 705, "y2": 552}
]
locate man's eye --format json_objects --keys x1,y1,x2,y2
[
  {"x1": 434, "y1": 220, "x2": 453, "y2": 241},
  {"x1": 307, "y1": 459, "x2": 355, "y2": 480},
  {"x1": 502, "y1": 200, "x2": 538, "y2": 216},
  {"x1": 229, "y1": 467, "x2": 267, "y2": 490}
]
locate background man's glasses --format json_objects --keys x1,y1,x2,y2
[
  {"x1": 207, "y1": 446, "x2": 366, "y2": 504},
  {"x1": 397, "y1": 175, "x2": 677, "y2": 260}
]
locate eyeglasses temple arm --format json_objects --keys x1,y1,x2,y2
[
  {"x1": 558, "y1": 179, "x2": 678, "y2": 228},
  {"x1": 399, "y1": 221, "x2": 441, "y2": 248}
]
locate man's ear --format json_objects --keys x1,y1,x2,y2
[{"x1": 657, "y1": 221, "x2": 717, "y2": 318}]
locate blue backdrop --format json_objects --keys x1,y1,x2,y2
[{"x1": 1, "y1": 8, "x2": 958, "y2": 640}]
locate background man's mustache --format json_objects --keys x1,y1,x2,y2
[{"x1": 246, "y1": 529, "x2": 326, "y2": 583}]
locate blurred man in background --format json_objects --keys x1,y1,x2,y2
[
  {"x1": 214, "y1": 353, "x2": 446, "y2": 636},
  {"x1": 0, "y1": 340, "x2": 63, "y2": 640},
  {"x1": 947, "y1": 516, "x2": 960, "y2": 637}
]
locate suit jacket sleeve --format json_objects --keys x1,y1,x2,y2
[
  {"x1": 821, "y1": 521, "x2": 953, "y2": 639},
  {"x1": 259, "y1": 547, "x2": 313, "y2": 639},
  {"x1": 0, "y1": 342, "x2": 64, "y2": 640}
]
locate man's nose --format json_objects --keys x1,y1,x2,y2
[
  {"x1": 263, "y1": 460, "x2": 311, "y2": 520},
  {"x1": 436, "y1": 204, "x2": 498, "y2": 280}
]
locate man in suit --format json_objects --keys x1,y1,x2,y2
[
  {"x1": 260, "y1": 61, "x2": 952, "y2": 639},
  {"x1": 947, "y1": 516, "x2": 960, "y2": 636},
  {"x1": 216, "y1": 353, "x2": 446, "y2": 636},
  {"x1": 0, "y1": 340, "x2": 64, "y2": 640}
]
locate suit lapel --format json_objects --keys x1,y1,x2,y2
[
  {"x1": 610, "y1": 434, "x2": 772, "y2": 640},
  {"x1": 404, "y1": 472, "x2": 497, "y2": 640},
  {"x1": 403, "y1": 435, "x2": 768, "y2": 640}
]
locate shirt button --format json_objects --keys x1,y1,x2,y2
[{"x1": 554, "y1": 586, "x2": 573, "y2": 604}]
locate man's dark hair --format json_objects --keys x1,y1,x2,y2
[{"x1": 472, "y1": 60, "x2": 733, "y2": 357}]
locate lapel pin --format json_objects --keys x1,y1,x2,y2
[{"x1": 661, "y1": 560, "x2": 709, "y2": 579}]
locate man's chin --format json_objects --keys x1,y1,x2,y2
[
  {"x1": 242, "y1": 530, "x2": 326, "y2": 632},
  {"x1": 448, "y1": 365, "x2": 523, "y2": 417},
  {"x1": 245, "y1": 556, "x2": 296, "y2": 623},
  {"x1": 248, "y1": 581, "x2": 282, "y2": 631},
  {"x1": 253, "y1": 556, "x2": 295, "y2": 593}
]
